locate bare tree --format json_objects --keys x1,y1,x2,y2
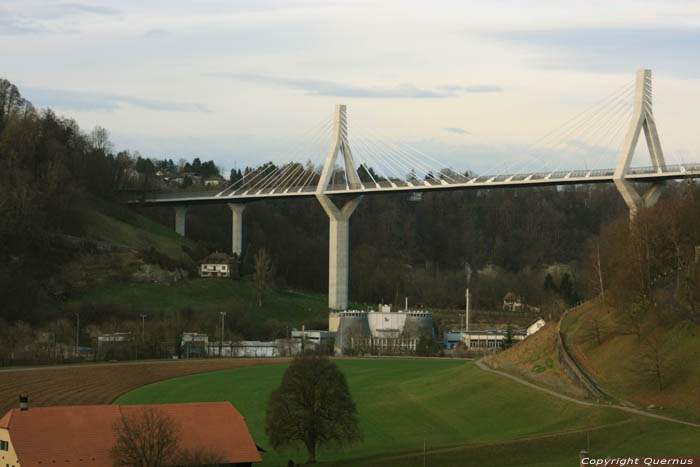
[
  {"x1": 111, "y1": 409, "x2": 179, "y2": 467},
  {"x1": 592, "y1": 240, "x2": 606, "y2": 305},
  {"x1": 173, "y1": 446, "x2": 226, "y2": 466},
  {"x1": 90, "y1": 126, "x2": 113, "y2": 155},
  {"x1": 254, "y1": 248, "x2": 275, "y2": 307},
  {"x1": 632, "y1": 334, "x2": 673, "y2": 392}
]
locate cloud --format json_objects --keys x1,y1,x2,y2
[
  {"x1": 438, "y1": 84, "x2": 503, "y2": 93},
  {"x1": 0, "y1": 2, "x2": 120, "y2": 35},
  {"x1": 206, "y1": 72, "x2": 503, "y2": 99},
  {"x1": 445, "y1": 127, "x2": 471, "y2": 135},
  {"x1": 481, "y1": 27, "x2": 700, "y2": 77},
  {"x1": 34, "y1": 3, "x2": 121, "y2": 19},
  {"x1": 22, "y1": 87, "x2": 209, "y2": 113},
  {"x1": 0, "y1": 16, "x2": 47, "y2": 35},
  {"x1": 143, "y1": 28, "x2": 171, "y2": 38}
]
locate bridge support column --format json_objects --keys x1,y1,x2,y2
[
  {"x1": 173, "y1": 206, "x2": 188, "y2": 236},
  {"x1": 316, "y1": 104, "x2": 364, "y2": 310},
  {"x1": 613, "y1": 69, "x2": 666, "y2": 219},
  {"x1": 228, "y1": 203, "x2": 245, "y2": 257},
  {"x1": 317, "y1": 196, "x2": 362, "y2": 310}
]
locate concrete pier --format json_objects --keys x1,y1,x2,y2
[
  {"x1": 228, "y1": 203, "x2": 245, "y2": 257},
  {"x1": 319, "y1": 197, "x2": 362, "y2": 310},
  {"x1": 173, "y1": 206, "x2": 188, "y2": 236}
]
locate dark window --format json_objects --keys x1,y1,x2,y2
[{"x1": 0, "y1": 440, "x2": 9, "y2": 451}]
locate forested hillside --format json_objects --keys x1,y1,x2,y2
[{"x1": 141, "y1": 178, "x2": 634, "y2": 309}]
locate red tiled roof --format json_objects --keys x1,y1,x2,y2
[
  {"x1": 2, "y1": 402, "x2": 262, "y2": 466},
  {"x1": 0, "y1": 409, "x2": 12, "y2": 428}
]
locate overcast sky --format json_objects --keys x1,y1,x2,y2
[{"x1": 3, "y1": 0, "x2": 700, "y2": 175}]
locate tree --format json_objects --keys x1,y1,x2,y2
[
  {"x1": 500, "y1": 324, "x2": 515, "y2": 350},
  {"x1": 265, "y1": 355, "x2": 362, "y2": 464},
  {"x1": 111, "y1": 408, "x2": 180, "y2": 467},
  {"x1": 254, "y1": 248, "x2": 275, "y2": 307},
  {"x1": 632, "y1": 334, "x2": 674, "y2": 392},
  {"x1": 111, "y1": 408, "x2": 226, "y2": 467}
]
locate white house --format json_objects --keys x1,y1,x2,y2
[{"x1": 199, "y1": 252, "x2": 234, "y2": 278}]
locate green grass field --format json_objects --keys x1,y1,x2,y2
[
  {"x1": 66, "y1": 278, "x2": 329, "y2": 325},
  {"x1": 116, "y1": 360, "x2": 700, "y2": 466}
]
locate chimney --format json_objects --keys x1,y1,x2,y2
[
  {"x1": 579, "y1": 450, "x2": 589, "y2": 467},
  {"x1": 465, "y1": 288, "x2": 471, "y2": 331},
  {"x1": 19, "y1": 394, "x2": 29, "y2": 411}
]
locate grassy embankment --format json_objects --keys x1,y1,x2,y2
[
  {"x1": 116, "y1": 359, "x2": 700, "y2": 466},
  {"x1": 491, "y1": 299, "x2": 700, "y2": 423},
  {"x1": 560, "y1": 300, "x2": 700, "y2": 422},
  {"x1": 87, "y1": 206, "x2": 195, "y2": 261},
  {"x1": 65, "y1": 279, "x2": 329, "y2": 326}
]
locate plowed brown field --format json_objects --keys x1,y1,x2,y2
[{"x1": 0, "y1": 358, "x2": 289, "y2": 416}]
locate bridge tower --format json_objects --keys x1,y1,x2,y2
[
  {"x1": 614, "y1": 69, "x2": 666, "y2": 218},
  {"x1": 316, "y1": 104, "x2": 363, "y2": 310}
]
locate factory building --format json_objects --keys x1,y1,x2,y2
[{"x1": 330, "y1": 307, "x2": 434, "y2": 355}]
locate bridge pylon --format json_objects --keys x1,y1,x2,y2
[
  {"x1": 315, "y1": 104, "x2": 363, "y2": 310},
  {"x1": 613, "y1": 69, "x2": 667, "y2": 218}
]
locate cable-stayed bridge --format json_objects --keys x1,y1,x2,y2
[{"x1": 127, "y1": 70, "x2": 700, "y2": 310}]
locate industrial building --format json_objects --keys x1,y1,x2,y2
[{"x1": 330, "y1": 307, "x2": 434, "y2": 355}]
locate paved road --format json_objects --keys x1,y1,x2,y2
[{"x1": 475, "y1": 359, "x2": 700, "y2": 428}]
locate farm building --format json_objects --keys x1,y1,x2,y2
[
  {"x1": 331, "y1": 309, "x2": 434, "y2": 355},
  {"x1": 199, "y1": 252, "x2": 235, "y2": 278},
  {"x1": 0, "y1": 397, "x2": 261, "y2": 466}
]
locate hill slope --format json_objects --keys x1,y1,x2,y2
[{"x1": 492, "y1": 299, "x2": 700, "y2": 422}]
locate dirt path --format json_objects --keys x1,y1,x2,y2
[{"x1": 475, "y1": 359, "x2": 700, "y2": 428}]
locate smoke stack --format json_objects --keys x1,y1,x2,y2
[
  {"x1": 19, "y1": 394, "x2": 28, "y2": 411},
  {"x1": 465, "y1": 288, "x2": 471, "y2": 331},
  {"x1": 579, "y1": 450, "x2": 589, "y2": 467}
]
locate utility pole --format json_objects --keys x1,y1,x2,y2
[
  {"x1": 220, "y1": 312, "x2": 227, "y2": 357},
  {"x1": 140, "y1": 314, "x2": 147, "y2": 340},
  {"x1": 75, "y1": 313, "x2": 80, "y2": 358}
]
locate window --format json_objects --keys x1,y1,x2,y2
[{"x1": 0, "y1": 440, "x2": 8, "y2": 451}]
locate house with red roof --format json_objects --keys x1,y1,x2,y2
[{"x1": 0, "y1": 397, "x2": 262, "y2": 467}]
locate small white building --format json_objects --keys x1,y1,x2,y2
[
  {"x1": 199, "y1": 252, "x2": 234, "y2": 278},
  {"x1": 443, "y1": 317, "x2": 546, "y2": 350},
  {"x1": 526, "y1": 317, "x2": 546, "y2": 336},
  {"x1": 291, "y1": 329, "x2": 335, "y2": 352},
  {"x1": 208, "y1": 340, "x2": 282, "y2": 357},
  {"x1": 97, "y1": 332, "x2": 131, "y2": 343}
]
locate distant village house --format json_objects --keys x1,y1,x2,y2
[
  {"x1": 503, "y1": 292, "x2": 524, "y2": 312},
  {"x1": 200, "y1": 252, "x2": 235, "y2": 278}
]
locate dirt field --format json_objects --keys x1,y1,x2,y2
[{"x1": 0, "y1": 358, "x2": 289, "y2": 416}]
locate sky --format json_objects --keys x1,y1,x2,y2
[{"x1": 3, "y1": 0, "x2": 700, "y2": 175}]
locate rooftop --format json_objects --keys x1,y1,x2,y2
[{"x1": 1, "y1": 401, "x2": 261, "y2": 466}]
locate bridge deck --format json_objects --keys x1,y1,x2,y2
[{"x1": 126, "y1": 164, "x2": 700, "y2": 206}]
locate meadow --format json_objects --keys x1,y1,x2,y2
[
  {"x1": 65, "y1": 279, "x2": 330, "y2": 326},
  {"x1": 116, "y1": 359, "x2": 700, "y2": 466}
]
